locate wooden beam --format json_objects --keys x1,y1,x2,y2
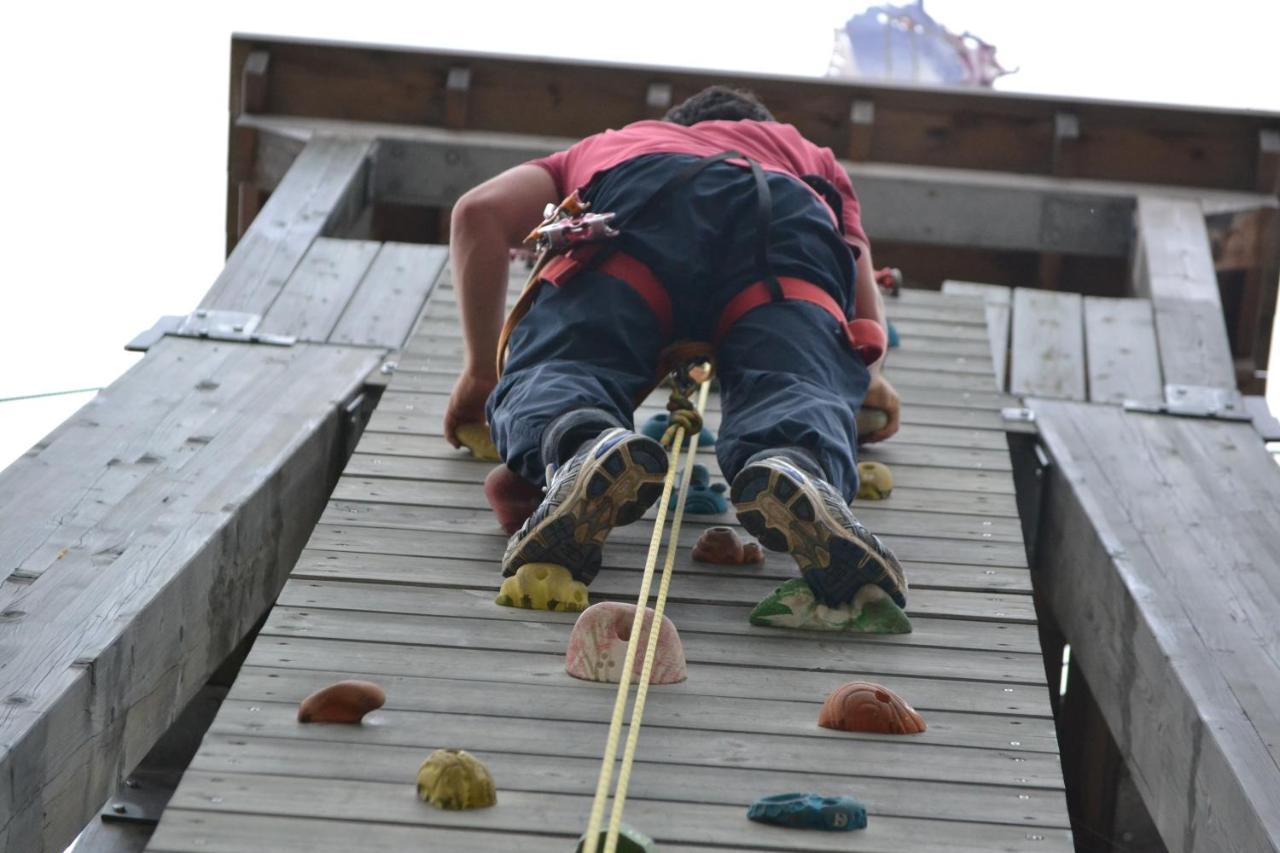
[
  {"x1": 941, "y1": 281, "x2": 1010, "y2": 390},
  {"x1": 228, "y1": 35, "x2": 1280, "y2": 193},
  {"x1": 0, "y1": 339, "x2": 383, "y2": 853},
  {"x1": 202, "y1": 136, "x2": 375, "y2": 316},
  {"x1": 1083, "y1": 297, "x2": 1163, "y2": 405},
  {"x1": 1132, "y1": 196, "x2": 1240, "y2": 402},
  {"x1": 1029, "y1": 399, "x2": 1280, "y2": 853},
  {"x1": 847, "y1": 98, "x2": 875, "y2": 162}
]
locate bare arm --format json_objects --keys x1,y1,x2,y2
[
  {"x1": 444, "y1": 164, "x2": 559, "y2": 445},
  {"x1": 850, "y1": 239, "x2": 900, "y2": 443}
]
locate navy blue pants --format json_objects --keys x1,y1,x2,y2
[{"x1": 487, "y1": 154, "x2": 871, "y2": 501}]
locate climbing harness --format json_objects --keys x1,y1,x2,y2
[
  {"x1": 496, "y1": 151, "x2": 887, "y2": 380},
  {"x1": 579, "y1": 360, "x2": 711, "y2": 853}
]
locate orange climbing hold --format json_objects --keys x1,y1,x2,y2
[
  {"x1": 818, "y1": 681, "x2": 926, "y2": 735},
  {"x1": 296, "y1": 680, "x2": 386, "y2": 723}
]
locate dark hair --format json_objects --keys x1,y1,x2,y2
[{"x1": 663, "y1": 85, "x2": 774, "y2": 125}]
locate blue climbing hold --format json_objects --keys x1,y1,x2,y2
[
  {"x1": 887, "y1": 320, "x2": 900, "y2": 348},
  {"x1": 669, "y1": 463, "x2": 729, "y2": 516},
  {"x1": 747, "y1": 793, "x2": 868, "y2": 832},
  {"x1": 640, "y1": 412, "x2": 716, "y2": 449}
]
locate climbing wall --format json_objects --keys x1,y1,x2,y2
[{"x1": 145, "y1": 261, "x2": 1072, "y2": 852}]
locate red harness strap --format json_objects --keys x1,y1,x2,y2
[
  {"x1": 540, "y1": 250, "x2": 884, "y2": 366},
  {"x1": 715, "y1": 278, "x2": 886, "y2": 365},
  {"x1": 541, "y1": 247, "x2": 674, "y2": 340}
]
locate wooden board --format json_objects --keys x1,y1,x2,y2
[
  {"x1": 942, "y1": 281, "x2": 1012, "y2": 390},
  {"x1": 147, "y1": 280, "x2": 1071, "y2": 851},
  {"x1": 202, "y1": 136, "x2": 373, "y2": 315},
  {"x1": 1132, "y1": 196, "x2": 1238, "y2": 395},
  {"x1": 0, "y1": 339, "x2": 382, "y2": 853},
  {"x1": 1082, "y1": 296, "x2": 1162, "y2": 404},
  {"x1": 259, "y1": 237, "x2": 380, "y2": 340},
  {"x1": 328, "y1": 243, "x2": 448, "y2": 349},
  {"x1": 1030, "y1": 399, "x2": 1280, "y2": 853},
  {"x1": 1010, "y1": 287, "x2": 1085, "y2": 400}
]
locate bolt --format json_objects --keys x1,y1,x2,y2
[
  {"x1": 125, "y1": 778, "x2": 140, "y2": 789},
  {"x1": 112, "y1": 803, "x2": 128, "y2": 814}
]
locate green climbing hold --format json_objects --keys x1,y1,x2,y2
[
  {"x1": 750, "y1": 579, "x2": 912, "y2": 633},
  {"x1": 575, "y1": 823, "x2": 657, "y2": 853}
]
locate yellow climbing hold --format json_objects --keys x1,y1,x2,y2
[
  {"x1": 495, "y1": 563, "x2": 589, "y2": 612},
  {"x1": 416, "y1": 749, "x2": 496, "y2": 810},
  {"x1": 458, "y1": 423, "x2": 500, "y2": 462},
  {"x1": 856, "y1": 461, "x2": 894, "y2": 500}
]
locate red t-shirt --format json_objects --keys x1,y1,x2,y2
[{"x1": 528, "y1": 119, "x2": 868, "y2": 249}]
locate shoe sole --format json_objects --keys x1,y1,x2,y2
[
  {"x1": 732, "y1": 463, "x2": 902, "y2": 607},
  {"x1": 502, "y1": 436, "x2": 668, "y2": 582}
]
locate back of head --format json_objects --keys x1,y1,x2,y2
[{"x1": 663, "y1": 85, "x2": 775, "y2": 126}]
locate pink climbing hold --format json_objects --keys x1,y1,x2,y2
[
  {"x1": 484, "y1": 465, "x2": 544, "y2": 535},
  {"x1": 566, "y1": 602, "x2": 687, "y2": 684}
]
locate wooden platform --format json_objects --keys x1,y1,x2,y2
[{"x1": 146, "y1": 267, "x2": 1072, "y2": 851}]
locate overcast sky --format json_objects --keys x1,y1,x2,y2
[{"x1": 3, "y1": 0, "x2": 1278, "y2": 469}]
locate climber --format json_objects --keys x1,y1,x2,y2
[{"x1": 443, "y1": 85, "x2": 907, "y2": 609}]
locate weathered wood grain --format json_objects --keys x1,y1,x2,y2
[
  {"x1": 259, "y1": 237, "x2": 380, "y2": 340},
  {"x1": 1132, "y1": 196, "x2": 1238, "y2": 395},
  {"x1": 1082, "y1": 296, "x2": 1162, "y2": 404},
  {"x1": 328, "y1": 243, "x2": 448, "y2": 348},
  {"x1": 0, "y1": 341, "x2": 382, "y2": 853},
  {"x1": 1031, "y1": 399, "x2": 1280, "y2": 852},
  {"x1": 1010, "y1": 287, "x2": 1086, "y2": 400},
  {"x1": 942, "y1": 280, "x2": 1012, "y2": 390},
  {"x1": 202, "y1": 136, "x2": 373, "y2": 315}
]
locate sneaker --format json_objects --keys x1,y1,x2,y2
[
  {"x1": 500, "y1": 428, "x2": 668, "y2": 583},
  {"x1": 730, "y1": 455, "x2": 908, "y2": 608}
]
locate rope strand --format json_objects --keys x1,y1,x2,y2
[{"x1": 581, "y1": 367, "x2": 711, "y2": 853}]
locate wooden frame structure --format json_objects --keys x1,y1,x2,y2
[{"x1": 2, "y1": 33, "x2": 1278, "y2": 853}]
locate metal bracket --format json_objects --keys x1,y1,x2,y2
[
  {"x1": 1000, "y1": 406, "x2": 1038, "y2": 434},
  {"x1": 1123, "y1": 384, "x2": 1250, "y2": 421},
  {"x1": 126, "y1": 310, "x2": 296, "y2": 352}
]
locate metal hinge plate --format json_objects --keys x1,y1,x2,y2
[
  {"x1": 1123, "y1": 384, "x2": 1250, "y2": 421},
  {"x1": 126, "y1": 310, "x2": 296, "y2": 352}
]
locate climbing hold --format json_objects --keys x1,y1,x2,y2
[
  {"x1": 692, "y1": 526, "x2": 765, "y2": 565},
  {"x1": 296, "y1": 680, "x2": 386, "y2": 723},
  {"x1": 495, "y1": 562, "x2": 589, "y2": 612},
  {"x1": 750, "y1": 579, "x2": 911, "y2": 634},
  {"x1": 819, "y1": 681, "x2": 926, "y2": 735},
  {"x1": 566, "y1": 602, "x2": 686, "y2": 684},
  {"x1": 856, "y1": 461, "x2": 893, "y2": 500},
  {"x1": 575, "y1": 823, "x2": 657, "y2": 853},
  {"x1": 416, "y1": 749, "x2": 496, "y2": 810},
  {"x1": 484, "y1": 465, "x2": 544, "y2": 534},
  {"x1": 668, "y1": 464, "x2": 729, "y2": 516},
  {"x1": 855, "y1": 408, "x2": 889, "y2": 439},
  {"x1": 747, "y1": 792, "x2": 867, "y2": 831},
  {"x1": 640, "y1": 412, "x2": 716, "y2": 448},
  {"x1": 887, "y1": 320, "x2": 900, "y2": 348},
  {"x1": 457, "y1": 423, "x2": 500, "y2": 462}
]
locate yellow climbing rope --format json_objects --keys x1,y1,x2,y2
[{"x1": 581, "y1": 368, "x2": 712, "y2": 853}]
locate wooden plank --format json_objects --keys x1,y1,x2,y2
[
  {"x1": 1132, "y1": 196, "x2": 1238, "y2": 395},
  {"x1": 162, "y1": 771, "x2": 1072, "y2": 852},
  {"x1": 0, "y1": 340, "x2": 382, "y2": 853},
  {"x1": 259, "y1": 237, "x2": 380, "y2": 340},
  {"x1": 233, "y1": 665, "x2": 1059, "y2": 753},
  {"x1": 248, "y1": 629, "x2": 1052, "y2": 718},
  {"x1": 201, "y1": 136, "x2": 374, "y2": 315},
  {"x1": 287, "y1": 562, "x2": 1040, "y2": 650},
  {"x1": 187, "y1": 733, "x2": 1069, "y2": 827},
  {"x1": 324, "y1": 487, "x2": 1024, "y2": 543},
  {"x1": 1010, "y1": 288, "x2": 1085, "y2": 400},
  {"x1": 942, "y1": 281, "x2": 1012, "y2": 390},
  {"x1": 328, "y1": 243, "x2": 448, "y2": 349},
  {"x1": 1082, "y1": 296, "x2": 1162, "y2": 404},
  {"x1": 1030, "y1": 399, "x2": 1280, "y2": 853}
]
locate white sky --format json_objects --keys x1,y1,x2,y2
[{"x1": 3, "y1": 0, "x2": 1279, "y2": 469}]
